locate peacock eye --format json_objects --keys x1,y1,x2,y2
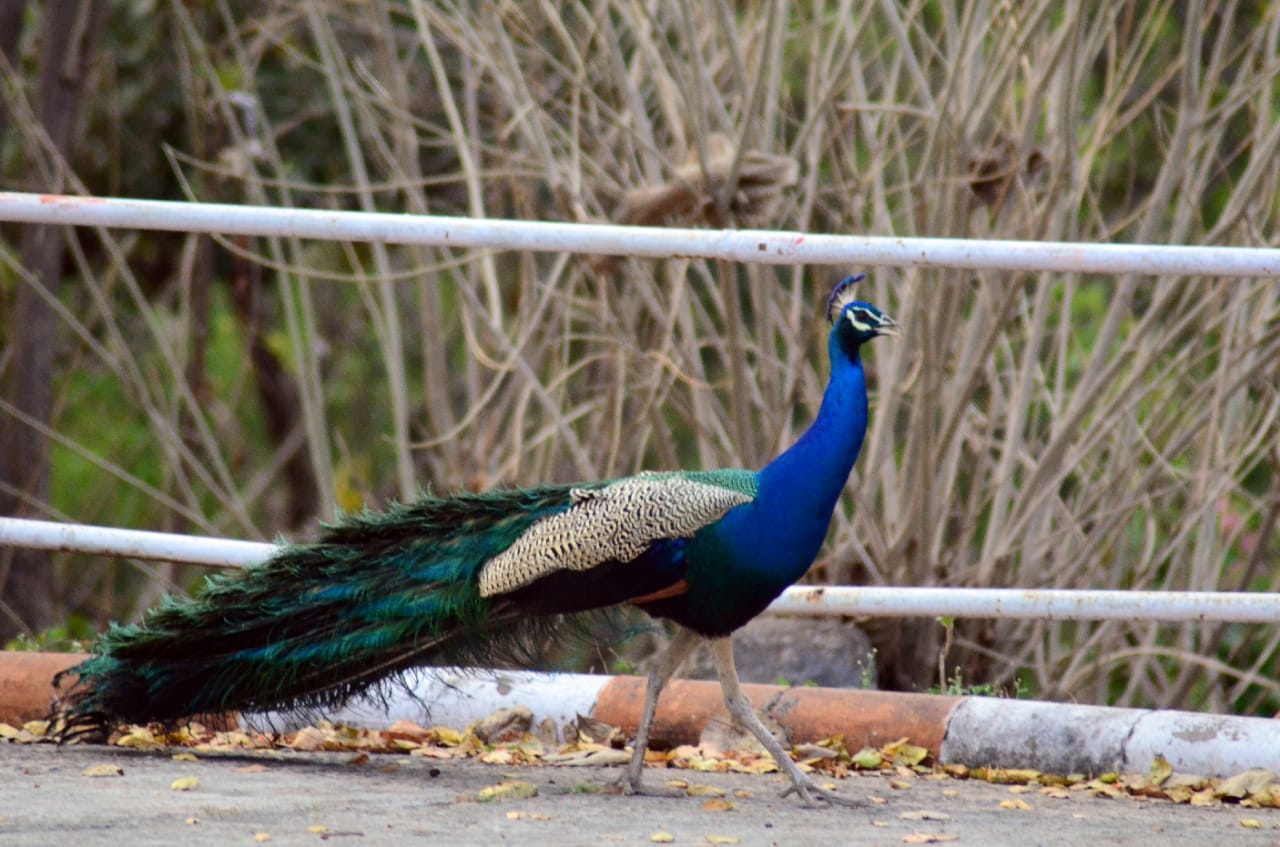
[{"x1": 845, "y1": 308, "x2": 873, "y2": 333}]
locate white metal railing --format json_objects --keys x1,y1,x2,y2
[
  {"x1": 1, "y1": 516, "x2": 1275, "y2": 623},
  {"x1": 2, "y1": 192, "x2": 1279, "y2": 276},
  {"x1": 1, "y1": 192, "x2": 1277, "y2": 625}
]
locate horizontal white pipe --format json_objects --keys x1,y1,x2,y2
[
  {"x1": 0, "y1": 516, "x2": 272, "y2": 569},
  {"x1": 257, "y1": 667, "x2": 612, "y2": 733},
  {"x1": 771, "y1": 586, "x2": 1280, "y2": 623},
  {"x1": 2, "y1": 516, "x2": 1276, "y2": 623},
  {"x1": 2, "y1": 192, "x2": 1278, "y2": 276}
]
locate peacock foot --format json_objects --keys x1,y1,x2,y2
[
  {"x1": 617, "y1": 774, "x2": 687, "y2": 799},
  {"x1": 780, "y1": 775, "x2": 870, "y2": 809}
]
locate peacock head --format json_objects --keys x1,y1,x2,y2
[{"x1": 825, "y1": 273, "x2": 900, "y2": 355}]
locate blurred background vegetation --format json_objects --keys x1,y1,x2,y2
[{"x1": 1, "y1": 1, "x2": 1277, "y2": 715}]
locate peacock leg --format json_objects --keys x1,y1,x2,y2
[
  {"x1": 622, "y1": 626, "x2": 703, "y2": 795},
  {"x1": 707, "y1": 637, "x2": 866, "y2": 808}
]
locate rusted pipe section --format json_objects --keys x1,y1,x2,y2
[
  {"x1": 592, "y1": 676, "x2": 958, "y2": 755},
  {"x1": 0, "y1": 652, "x2": 85, "y2": 725},
  {"x1": 4, "y1": 653, "x2": 1279, "y2": 779}
]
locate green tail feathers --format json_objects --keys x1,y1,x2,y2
[{"x1": 56, "y1": 485, "x2": 593, "y2": 732}]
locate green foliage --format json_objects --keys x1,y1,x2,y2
[
  {"x1": 931, "y1": 668, "x2": 1027, "y2": 700},
  {"x1": 4, "y1": 615, "x2": 96, "y2": 653}
]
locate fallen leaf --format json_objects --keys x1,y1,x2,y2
[
  {"x1": 650, "y1": 833, "x2": 675, "y2": 843},
  {"x1": 1148, "y1": 754, "x2": 1173, "y2": 786},
  {"x1": 1189, "y1": 789, "x2": 1218, "y2": 807},
  {"x1": 429, "y1": 726, "x2": 464, "y2": 747},
  {"x1": 701, "y1": 799, "x2": 734, "y2": 812},
  {"x1": 0, "y1": 723, "x2": 20, "y2": 738},
  {"x1": 1082, "y1": 778, "x2": 1124, "y2": 799},
  {"x1": 288, "y1": 726, "x2": 325, "y2": 752},
  {"x1": 1257, "y1": 785, "x2": 1280, "y2": 808},
  {"x1": 851, "y1": 748, "x2": 884, "y2": 769},
  {"x1": 385, "y1": 719, "x2": 433, "y2": 743},
  {"x1": 732, "y1": 758, "x2": 776, "y2": 775},
  {"x1": 999, "y1": 798, "x2": 1032, "y2": 811},
  {"x1": 476, "y1": 780, "x2": 538, "y2": 802},
  {"x1": 891, "y1": 744, "x2": 930, "y2": 767},
  {"x1": 706, "y1": 837, "x2": 739, "y2": 845},
  {"x1": 899, "y1": 810, "x2": 951, "y2": 821},
  {"x1": 1039, "y1": 786, "x2": 1071, "y2": 800},
  {"x1": 889, "y1": 779, "x2": 913, "y2": 791},
  {"x1": 687, "y1": 784, "x2": 725, "y2": 797},
  {"x1": 170, "y1": 776, "x2": 199, "y2": 791},
  {"x1": 253, "y1": 833, "x2": 271, "y2": 842},
  {"x1": 82, "y1": 764, "x2": 124, "y2": 777},
  {"x1": 22, "y1": 720, "x2": 50, "y2": 737},
  {"x1": 981, "y1": 768, "x2": 1040, "y2": 785},
  {"x1": 307, "y1": 825, "x2": 329, "y2": 833},
  {"x1": 116, "y1": 727, "x2": 164, "y2": 750},
  {"x1": 171, "y1": 753, "x2": 198, "y2": 762},
  {"x1": 564, "y1": 714, "x2": 617, "y2": 744},
  {"x1": 880, "y1": 737, "x2": 911, "y2": 755},
  {"x1": 1217, "y1": 768, "x2": 1276, "y2": 801},
  {"x1": 941, "y1": 789, "x2": 960, "y2": 799},
  {"x1": 795, "y1": 743, "x2": 838, "y2": 760},
  {"x1": 902, "y1": 833, "x2": 958, "y2": 844},
  {"x1": 1239, "y1": 819, "x2": 1263, "y2": 830},
  {"x1": 233, "y1": 764, "x2": 268, "y2": 773},
  {"x1": 543, "y1": 748, "x2": 630, "y2": 767},
  {"x1": 184, "y1": 817, "x2": 199, "y2": 825}
]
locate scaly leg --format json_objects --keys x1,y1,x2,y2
[
  {"x1": 623, "y1": 626, "x2": 702, "y2": 795},
  {"x1": 708, "y1": 637, "x2": 865, "y2": 808}
]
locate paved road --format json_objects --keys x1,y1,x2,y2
[{"x1": 3, "y1": 742, "x2": 1276, "y2": 845}]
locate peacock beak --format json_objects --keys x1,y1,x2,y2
[{"x1": 877, "y1": 316, "x2": 902, "y2": 339}]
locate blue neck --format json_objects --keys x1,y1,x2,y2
[
  {"x1": 651, "y1": 327, "x2": 872, "y2": 636},
  {"x1": 753, "y1": 331, "x2": 868, "y2": 572}
]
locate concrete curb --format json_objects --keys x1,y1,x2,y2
[
  {"x1": 943, "y1": 697, "x2": 1280, "y2": 777},
  {"x1": 4, "y1": 652, "x2": 1277, "y2": 778}
]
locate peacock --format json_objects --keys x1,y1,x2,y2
[{"x1": 54, "y1": 274, "x2": 899, "y2": 807}]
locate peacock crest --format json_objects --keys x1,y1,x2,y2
[{"x1": 825, "y1": 273, "x2": 867, "y2": 323}]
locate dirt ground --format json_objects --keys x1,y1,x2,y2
[{"x1": 4, "y1": 742, "x2": 1278, "y2": 846}]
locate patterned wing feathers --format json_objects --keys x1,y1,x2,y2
[{"x1": 477, "y1": 475, "x2": 752, "y2": 597}]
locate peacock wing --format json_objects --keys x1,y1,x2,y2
[{"x1": 476, "y1": 471, "x2": 756, "y2": 598}]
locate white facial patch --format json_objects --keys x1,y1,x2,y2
[{"x1": 845, "y1": 307, "x2": 876, "y2": 333}]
